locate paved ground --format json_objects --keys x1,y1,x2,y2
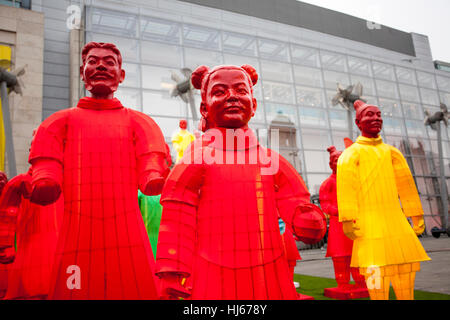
[{"x1": 294, "y1": 236, "x2": 450, "y2": 295}]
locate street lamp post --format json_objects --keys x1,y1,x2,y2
[{"x1": 424, "y1": 104, "x2": 449, "y2": 238}]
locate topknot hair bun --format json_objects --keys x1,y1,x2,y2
[
  {"x1": 241, "y1": 65, "x2": 258, "y2": 86},
  {"x1": 191, "y1": 65, "x2": 210, "y2": 90}
]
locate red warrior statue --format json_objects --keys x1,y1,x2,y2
[
  {"x1": 319, "y1": 146, "x2": 368, "y2": 300},
  {"x1": 28, "y1": 42, "x2": 169, "y2": 299},
  {"x1": 155, "y1": 64, "x2": 326, "y2": 300},
  {"x1": 0, "y1": 171, "x2": 9, "y2": 298},
  {"x1": 0, "y1": 168, "x2": 63, "y2": 300}
]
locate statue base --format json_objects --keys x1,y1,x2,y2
[
  {"x1": 324, "y1": 285, "x2": 369, "y2": 300},
  {"x1": 297, "y1": 293, "x2": 315, "y2": 300}
]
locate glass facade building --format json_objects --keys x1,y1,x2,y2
[{"x1": 31, "y1": 0, "x2": 450, "y2": 235}]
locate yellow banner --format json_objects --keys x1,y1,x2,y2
[{"x1": 0, "y1": 45, "x2": 11, "y2": 171}]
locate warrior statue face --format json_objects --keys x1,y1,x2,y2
[
  {"x1": 329, "y1": 152, "x2": 342, "y2": 174},
  {"x1": 80, "y1": 42, "x2": 125, "y2": 99},
  {"x1": 356, "y1": 106, "x2": 383, "y2": 138},
  {"x1": 179, "y1": 119, "x2": 188, "y2": 130},
  {"x1": 327, "y1": 146, "x2": 342, "y2": 175},
  {"x1": 201, "y1": 68, "x2": 257, "y2": 129}
]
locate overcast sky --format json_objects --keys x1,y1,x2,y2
[{"x1": 298, "y1": 0, "x2": 450, "y2": 63}]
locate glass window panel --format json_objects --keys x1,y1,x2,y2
[
  {"x1": 415, "y1": 177, "x2": 427, "y2": 195},
  {"x1": 142, "y1": 65, "x2": 178, "y2": 90},
  {"x1": 89, "y1": 33, "x2": 139, "y2": 62},
  {"x1": 222, "y1": 32, "x2": 257, "y2": 56},
  {"x1": 440, "y1": 141, "x2": 450, "y2": 158},
  {"x1": 272, "y1": 127, "x2": 301, "y2": 151},
  {"x1": 348, "y1": 56, "x2": 371, "y2": 76},
  {"x1": 89, "y1": 8, "x2": 137, "y2": 38},
  {"x1": 425, "y1": 158, "x2": 441, "y2": 177},
  {"x1": 417, "y1": 71, "x2": 437, "y2": 89},
  {"x1": 260, "y1": 60, "x2": 292, "y2": 83},
  {"x1": 395, "y1": 66, "x2": 417, "y2": 85},
  {"x1": 262, "y1": 81, "x2": 294, "y2": 104},
  {"x1": 143, "y1": 91, "x2": 187, "y2": 117},
  {"x1": 267, "y1": 127, "x2": 301, "y2": 153},
  {"x1": 299, "y1": 107, "x2": 328, "y2": 128},
  {"x1": 363, "y1": 95, "x2": 379, "y2": 105},
  {"x1": 375, "y1": 79, "x2": 398, "y2": 99},
  {"x1": 266, "y1": 104, "x2": 299, "y2": 127},
  {"x1": 331, "y1": 130, "x2": 350, "y2": 151},
  {"x1": 152, "y1": 116, "x2": 182, "y2": 138},
  {"x1": 420, "y1": 196, "x2": 432, "y2": 217},
  {"x1": 439, "y1": 92, "x2": 450, "y2": 106},
  {"x1": 382, "y1": 117, "x2": 405, "y2": 135},
  {"x1": 402, "y1": 102, "x2": 423, "y2": 120},
  {"x1": 325, "y1": 90, "x2": 337, "y2": 108},
  {"x1": 115, "y1": 87, "x2": 141, "y2": 111},
  {"x1": 140, "y1": 16, "x2": 180, "y2": 44},
  {"x1": 291, "y1": 45, "x2": 320, "y2": 67},
  {"x1": 407, "y1": 137, "x2": 431, "y2": 155},
  {"x1": 223, "y1": 54, "x2": 258, "y2": 69},
  {"x1": 350, "y1": 75, "x2": 376, "y2": 96},
  {"x1": 425, "y1": 176, "x2": 441, "y2": 195},
  {"x1": 304, "y1": 151, "x2": 330, "y2": 172},
  {"x1": 296, "y1": 86, "x2": 324, "y2": 108},
  {"x1": 182, "y1": 24, "x2": 220, "y2": 50},
  {"x1": 423, "y1": 198, "x2": 441, "y2": 226},
  {"x1": 293, "y1": 65, "x2": 322, "y2": 87},
  {"x1": 411, "y1": 158, "x2": 431, "y2": 178},
  {"x1": 436, "y1": 75, "x2": 450, "y2": 92},
  {"x1": 141, "y1": 41, "x2": 182, "y2": 67},
  {"x1": 323, "y1": 70, "x2": 350, "y2": 90},
  {"x1": 410, "y1": 141, "x2": 431, "y2": 160},
  {"x1": 426, "y1": 125, "x2": 438, "y2": 140},
  {"x1": 328, "y1": 109, "x2": 348, "y2": 130},
  {"x1": 372, "y1": 61, "x2": 395, "y2": 81},
  {"x1": 429, "y1": 139, "x2": 440, "y2": 157},
  {"x1": 420, "y1": 88, "x2": 440, "y2": 106},
  {"x1": 385, "y1": 135, "x2": 407, "y2": 153},
  {"x1": 306, "y1": 173, "x2": 330, "y2": 195},
  {"x1": 378, "y1": 98, "x2": 402, "y2": 117},
  {"x1": 184, "y1": 47, "x2": 223, "y2": 69},
  {"x1": 428, "y1": 196, "x2": 442, "y2": 216},
  {"x1": 301, "y1": 128, "x2": 331, "y2": 150},
  {"x1": 121, "y1": 62, "x2": 140, "y2": 88},
  {"x1": 274, "y1": 131, "x2": 300, "y2": 150},
  {"x1": 406, "y1": 120, "x2": 427, "y2": 137},
  {"x1": 253, "y1": 100, "x2": 266, "y2": 124},
  {"x1": 250, "y1": 83, "x2": 262, "y2": 101},
  {"x1": 258, "y1": 39, "x2": 289, "y2": 62},
  {"x1": 399, "y1": 84, "x2": 420, "y2": 102},
  {"x1": 320, "y1": 51, "x2": 346, "y2": 72},
  {"x1": 279, "y1": 147, "x2": 303, "y2": 173}
]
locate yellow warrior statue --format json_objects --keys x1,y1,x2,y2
[
  {"x1": 336, "y1": 100, "x2": 430, "y2": 300},
  {"x1": 171, "y1": 119, "x2": 195, "y2": 163}
]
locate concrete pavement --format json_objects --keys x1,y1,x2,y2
[{"x1": 294, "y1": 236, "x2": 450, "y2": 295}]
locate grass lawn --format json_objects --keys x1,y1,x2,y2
[{"x1": 294, "y1": 274, "x2": 450, "y2": 300}]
